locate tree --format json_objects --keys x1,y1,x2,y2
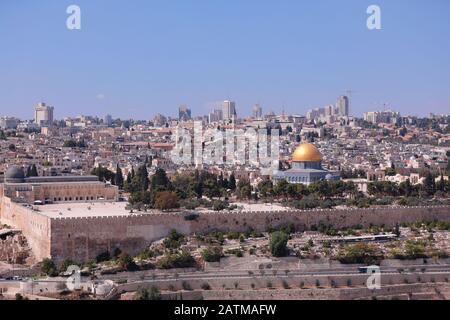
[
  {"x1": 151, "y1": 168, "x2": 171, "y2": 192},
  {"x1": 237, "y1": 180, "x2": 252, "y2": 200},
  {"x1": 172, "y1": 174, "x2": 197, "y2": 199},
  {"x1": 29, "y1": 164, "x2": 38, "y2": 177},
  {"x1": 228, "y1": 173, "x2": 236, "y2": 190},
  {"x1": 399, "y1": 179, "x2": 412, "y2": 197},
  {"x1": 422, "y1": 172, "x2": 436, "y2": 196},
  {"x1": 96, "y1": 251, "x2": 111, "y2": 263},
  {"x1": 257, "y1": 180, "x2": 274, "y2": 198},
  {"x1": 154, "y1": 191, "x2": 179, "y2": 211},
  {"x1": 117, "y1": 252, "x2": 138, "y2": 271},
  {"x1": 200, "y1": 171, "x2": 223, "y2": 199},
  {"x1": 404, "y1": 240, "x2": 428, "y2": 259},
  {"x1": 201, "y1": 246, "x2": 223, "y2": 262},
  {"x1": 269, "y1": 231, "x2": 289, "y2": 257},
  {"x1": 385, "y1": 167, "x2": 396, "y2": 176},
  {"x1": 133, "y1": 286, "x2": 161, "y2": 300},
  {"x1": 156, "y1": 250, "x2": 196, "y2": 269},
  {"x1": 41, "y1": 258, "x2": 58, "y2": 277},
  {"x1": 274, "y1": 179, "x2": 289, "y2": 199},
  {"x1": 218, "y1": 172, "x2": 224, "y2": 188},
  {"x1": 163, "y1": 229, "x2": 185, "y2": 249},
  {"x1": 193, "y1": 170, "x2": 203, "y2": 198},
  {"x1": 394, "y1": 223, "x2": 401, "y2": 237},
  {"x1": 135, "y1": 164, "x2": 149, "y2": 191},
  {"x1": 337, "y1": 243, "x2": 383, "y2": 265},
  {"x1": 124, "y1": 171, "x2": 133, "y2": 192},
  {"x1": 437, "y1": 174, "x2": 445, "y2": 192},
  {"x1": 129, "y1": 191, "x2": 153, "y2": 207},
  {"x1": 15, "y1": 293, "x2": 25, "y2": 300},
  {"x1": 212, "y1": 200, "x2": 228, "y2": 211},
  {"x1": 286, "y1": 183, "x2": 299, "y2": 199},
  {"x1": 91, "y1": 165, "x2": 114, "y2": 183},
  {"x1": 114, "y1": 164, "x2": 124, "y2": 189},
  {"x1": 367, "y1": 181, "x2": 399, "y2": 197},
  {"x1": 59, "y1": 259, "x2": 78, "y2": 273},
  {"x1": 63, "y1": 140, "x2": 77, "y2": 148}
]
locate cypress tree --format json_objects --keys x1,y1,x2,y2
[
  {"x1": 229, "y1": 173, "x2": 236, "y2": 191},
  {"x1": 115, "y1": 164, "x2": 124, "y2": 189},
  {"x1": 30, "y1": 164, "x2": 38, "y2": 177}
]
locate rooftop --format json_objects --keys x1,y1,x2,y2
[
  {"x1": 34, "y1": 202, "x2": 142, "y2": 219},
  {"x1": 31, "y1": 201, "x2": 290, "y2": 219}
]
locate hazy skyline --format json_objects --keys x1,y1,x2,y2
[{"x1": 1, "y1": 0, "x2": 449, "y2": 120}]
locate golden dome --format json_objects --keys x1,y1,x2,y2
[{"x1": 292, "y1": 143, "x2": 322, "y2": 162}]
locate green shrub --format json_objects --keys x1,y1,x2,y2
[
  {"x1": 182, "y1": 281, "x2": 192, "y2": 291},
  {"x1": 201, "y1": 283, "x2": 211, "y2": 290},
  {"x1": 201, "y1": 246, "x2": 223, "y2": 263},
  {"x1": 41, "y1": 258, "x2": 58, "y2": 277},
  {"x1": 269, "y1": 231, "x2": 289, "y2": 257},
  {"x1": 96, "y1": 251, "x2": 111, "y2": 263},
  {"x1": 337, "y1": 243, "x2": 383, "y2": 265},
  {"x1": 163, "y1": 229, "x2": 185, "y2": 249},
  {"x1": 133, "y1": 286, "x2": 161, "y2": 300},
  {"x1": 118, "y1": 252, "x2": 138, "y2": 271},
  {"x1": 157, "y1": 251, "x2": 196, "y2": 269}
]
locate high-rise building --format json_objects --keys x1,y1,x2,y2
[
  {"x1": 178, "y1": 105, "x2": 192, "y2": 121},
  {"x1": 208, "y1": 109, "x2": 223, "y2": 123},
  {"x1": 152, "y1": 113, "x2": 167, "y2": 127},
  {"x1": 252, "y1": 104, "x2": 263, "y2": 119},
  {"x1": 306, "y1": 95, "x2": 350, "y2": 122},
  {"x1": 35, "y1": 102, "x2": 54, "y2": 127},
  {"x1": 0, "y1": 117, "x2": 19, "y2": 130},
  {"x1": 222, "y1": 100, "x2": 237, "y2": 122},
  {"x1": 363, "y1": 110, "x2": 401, "y2": 124},
  {"x1": 336, "y1": 96, "x2": 350, "y2": 116},
  {"x1": 104, "y1": 114, "x2": 113, "y2": 127}
]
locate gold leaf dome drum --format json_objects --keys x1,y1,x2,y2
[{"x1": 292, "y1": 143, "x2": 322, "y2": 162}]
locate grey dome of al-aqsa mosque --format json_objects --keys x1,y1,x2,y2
[{"x1": 4, "y1": 166, "x2": 25, "y2": 183}]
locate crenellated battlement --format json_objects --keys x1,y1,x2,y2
[{"x1": 45, "y1": 205, "x2": 450, "y2": 221}]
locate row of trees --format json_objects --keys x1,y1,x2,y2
[
  {"x1": 368, "y1": 173, "x2": 449, "y2": 198},
  {"x1": 122, "y1": 167, "x2": 363, "y2": 211},
  {"x1": 252, "y1": 179, "x2": 358, "y2": 201},
  {"x1": 96, "y1": 163, "x2": 449, "y2": 212},
  {"x1": 126, "y1": 168, "x2": 240, "y2": 211},
  {"x1": 63, "y1": 139, "x2": 87, "y2": 148}
]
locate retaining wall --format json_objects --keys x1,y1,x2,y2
[{"x1": 50, "y1": 205, "x2": 450, "y2": 263}]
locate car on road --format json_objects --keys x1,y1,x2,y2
[{"x1": 358, "y1": 266, "x2": 380, "y2": 274}]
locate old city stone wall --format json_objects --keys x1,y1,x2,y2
[
  {"x1": 2, "y1": 190, "x2": 450, "y2": 264},
  {"x1": 0, "y1": 197, "x2": 51, "y2": 262},
  {"x1": 49, "y1": 205, "x2": 450, "y2": 263}
]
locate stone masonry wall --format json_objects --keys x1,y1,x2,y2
[
  {"x1": 0, "y1": 197, "x2": 51, "y2": 262},
  {"x1": 50, "y1": 205, "x2": 450, "y2": 263}
]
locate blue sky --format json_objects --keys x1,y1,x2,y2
[{"x1": 0, "y1": 0, "x2": 449, "y2": 120}]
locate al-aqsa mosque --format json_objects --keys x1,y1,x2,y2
[{"x1": 273, "y1": 143, "x2": 340, "y2": 185}]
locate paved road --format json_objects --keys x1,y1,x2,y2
[
  {"x1": 2, "y1": 263, "x2": 449, "y2": 286},
  {"x1": 94, "y1": 263, "x2": 450, "y2": 284}
]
